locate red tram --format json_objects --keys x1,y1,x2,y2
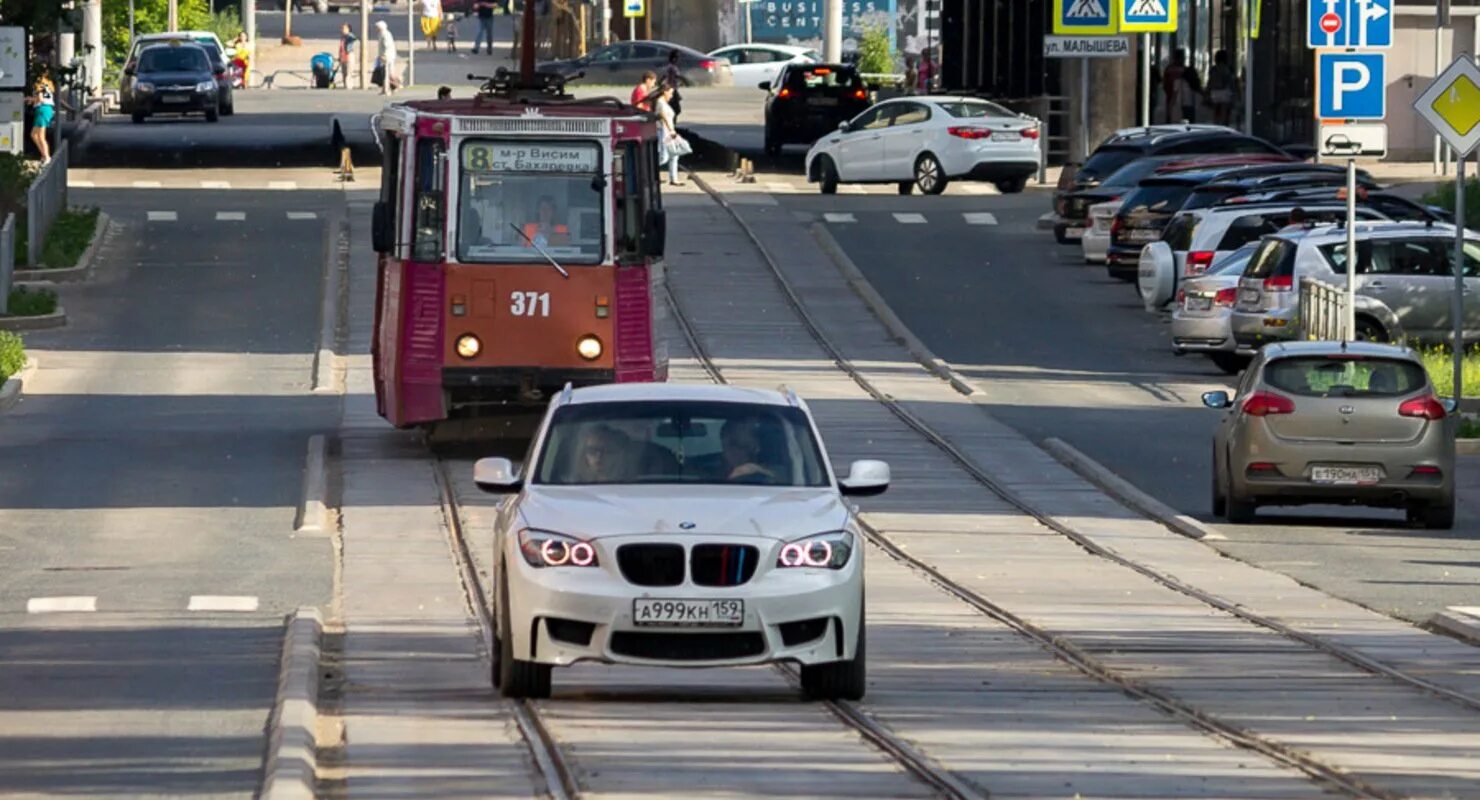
[{"x1": 370, "y1": 70, "x2": 669, "y2": 429}]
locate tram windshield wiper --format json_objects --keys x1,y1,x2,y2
[{"x1": 509, "y1": 223, "x2": 570, "y2": 278}]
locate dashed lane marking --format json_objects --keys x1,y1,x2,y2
[
  {"x1": 187, "y1": 595, "x2": 259, "y2": 612},
  {"x1": 286, "y1": 211, "x2": 318, "y2": 220},
  {"x1": 964, "y1": 212, "x2": 998, "y2": 225},
  {"x1": 893, "y1": 213, "x2": 927, "y2": 224},
  {"x1": 132, "y1": 180, "x2": 163, "y2": 188},
  {"x1": 823, "y1": 212, "x2": 857, "y2": 223},
  {"x1": 146, "y1": 211, "x2": 177, "y2": 222},
  {"x1": 216, "y1": 211, "x2": 246, "y2": 221},
  {"x1": 268, "y1": 181, "x2": 298, "y2": 190},
  {"x1": 201, "y1": 180, "x2": 232, "y2": 189},
  {"x1": 27, "y1": 596, "x2": 97, "y2": 613}
]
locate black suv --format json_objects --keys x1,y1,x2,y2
[
  {"x1": 1177, "y1": 164, "x2": 1378, "y2": 210},
  {"x1": 1053, "y1": 126, "x2": 1293, "y2": 243},
  {"x1": 762, "y1": 63, "x2": 870, "y2": 155},
  {"x1": 127, "y1": 42, "x2": 222, "y2": 124}
]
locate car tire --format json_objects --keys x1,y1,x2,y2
[
  {"x1": 496, "y1": 565, "x2": 552, "y2": 699},
  {"x1": 1411, "y1": 500, "x2": 1456, "y2": 530},
  {"x1": 897, "y1": 181, "x2": 913, "y2": 196},
  {"x1": 205, "y1": 105, "x2": 220, "y2": 123},
  {"x1": 1355, "y1": 317, "x2": 1388, "y2": 343},
  {"x1": 1208, "y1": 351, "x2": 1248, "y2": 375},
  {"x1": 131, "y1": 111, "x2": 146, "y2": 124},
  {"x1": 818, "y1": 157, "x2": 839, "y2": 195},
  {"x1": 222, "y1": 100, "x2": 235, "y2": 116},
  {"x1": 764, "y1": 124, "x2": 781, "y2": 157},
  {"x1": 1054, "y1": 229, "x2": 1077, "y2": 245},
  {"x1": 913, "y1": 153, "x2": 947, "y2": 195},
  {"x1": 1225, "y1": 483, "x2": 1257, "y2": 524},
  {"x1": 1211, "y1": 450, "x2": 1227, "y2": 518},
  {"x1": 800, "y1": 615, "x2": 865, "y2": 701},
  {"x1": 995, "y1": 176, "x2": 1028, "y2": 194}
]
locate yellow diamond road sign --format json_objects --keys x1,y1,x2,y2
[{"x1": 1416, "y1": 55, "x2": 1480, "y2": 156}]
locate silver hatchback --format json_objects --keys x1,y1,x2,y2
[
  {"x1": 1202, "y1": 341, "x2": 1455, "y2": 528},
  {"x1": 1171, "y1": 241, "x2": 1258, "y2": 374}
]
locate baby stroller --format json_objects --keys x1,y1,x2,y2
[{"x1": 311, "y1": 52, "x2": 336, "y2": 89}]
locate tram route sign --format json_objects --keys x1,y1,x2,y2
[
  {"x1": 1053, "y1": 0, "x2": 1118, "y2": 36},
  {"x1": 463, "y1": 142, "x2": 600, "y2": 173}
]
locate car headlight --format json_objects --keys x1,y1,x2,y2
[
  {"x1": 518, "y1": 529, "x2": 599, "y2": 568},
  {"x1": 136, "y1": 82, "x2": 155, "y2": 93},
  {"x1": 196, "y1": 80, "x2": 216, "y2": 92},
  {"x1": 776, "y1": 531, "x2": 853, "y2": 570}
]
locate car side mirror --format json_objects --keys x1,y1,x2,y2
[
  {"x1": 643, "y1": 207, "x2": 666, "y2": 258},
  {"x1": 371, "y1": 200, "x2": 394, "y2": 254},
  {"x1": 1202, "y1": 390, "x2": 1233, "y2": 409},
  {"x1": 839, "y1": 459, "x2": 890, "y2": 497},
  {"x1": 757, "y1": 80, "x2": 771, "y2": 91},
  {"x1": 838, "y1": 121, "x2": 851, "y2": 133},
  {"x1": 474, "y1": 457, "x2": 523, "y2": 493}
]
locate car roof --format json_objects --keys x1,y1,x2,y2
[
  {"x1": 622, "y1": 40, "x2": 708, "y2": 57},
  {"x1": 138, "y1": 41, "x2": 211, "y2": 55},
  {"x1": 1136, "y1": 167, "x2": 1243, "y2": 185},
  {"x1": 1278, "y1": 220, "x2": 1463, "y2": 244},
  {"x1": 1262, "y1": 340, "x2": 1419, "y2": 361},
  {"x1": 1201, "y1": 201, "x2": 1354, "y2": 217},
  {"x1": 1103, "y1": 123, "x2": 1236, "y2": 144},
  {"x1": 713, "y1": 43, "x2": 812, "y2": 55},
  {"x1": 567, "y1": 382, "x2": 797, "y2": 407}
]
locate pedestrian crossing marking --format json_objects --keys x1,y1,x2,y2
[
  {"x1": 765, "y1": 182, "x2": 794, "y2": 193},
  {"x1": 147, "y1": 211, "x2": 177, "y2": 222},
  {"x1": 838, "y1": 185, "x2": 866, "y2": 194},
  {"x1": 216, "y1": 211, "x2": 246, "y2": 221},
  {"x1": 188, "y1": 595, "x2": 259, "y2": 612},
  {"x1": 287, "y1": 212, "x2": 318, "y2": 220},
  {"x1": 964, "y1": 212, "x2": 998, "y2": 225},
  {"x1": 27, "y1": 596, "x2": 97, "y2": 613},
  {"x1": 824, "y1": 213, "x2": 856, "y2": 223},
  {"x1": 893, "y1": 213, "x2": 927, "y2": 224}
]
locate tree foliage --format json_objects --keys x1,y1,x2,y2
[
  {"x1": 853, "y1": 15, "x2": 894, "y2": 76},
  {"x1": 99, "y1": 0, "x2": 244, "y2": 84}
]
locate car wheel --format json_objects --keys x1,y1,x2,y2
[
  {"x1": 897, "y1": 181, "x2": 914, "y2": 196},
  {"x1": 131, "y1": 111, "x2": 145, "y2": 124},
  {"x1": 800, "y1": 613, "x2": 865, "y2": 701},
  {"x1": 1410, "y1": 499, "x2": 1456, "y2": 530},
  {"x1": 914, "y1": 153, "x2": 947, "y2": 195},
  {"x1": 205, "y1": 105, "x2": 220, "y2": 123},
  {"x1": 1225, "y1": 482, "x2": 1257, "y2": 524},
  {"x1": 1355, "y1": 317, "x2": 1388, "y2": 343},
  {"x1": 1208, "y1": 351, "x2": 1248, "y2": 375},
  {"x1": 1211, "y1": 449, "x2": 1227, "y2": 518},
  {"x1": 818, "y1": 156, "x2": 839, "y2": 195},
  {"x1": 497, "y1": 565, "x2": 552, "y2": 699},
  {"x1": 995, "y1": 176, "x2": 1028, "y2": 194}
]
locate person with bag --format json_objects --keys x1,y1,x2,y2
[
  {"x1": 374, "y1": 21, "x2": 398, "y2": 96},
  {"x1": 655, "y1": 84, "x2": 689, "y2": 186},
  {"x1": 1206, "y1": 49, "x2": 1237, "y2": 126}
]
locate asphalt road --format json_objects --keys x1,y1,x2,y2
[
  {"x1": 0, "y1": 186, "x2": 339, "y2": 796},
  {"x1": 777, "y1": 186, "x2": 1480, "y2": 625}
]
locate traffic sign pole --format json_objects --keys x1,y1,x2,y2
[
  {"x1": 1455, "y1": 156, "x2": 1466, "y2": 406},
  {"x1": 1345, "y1": 158, "x2": 1357, "y2": 341},
  {"x1": 1140, "y1": 34, "x2": 1150, "y2": 126}
]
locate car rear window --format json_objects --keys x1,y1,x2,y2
[
  {"x1": 1099, "y1": 158, "x2": 1173, "y2": 189},
  {"x1": 140, "y1": 47, "x2": 209, "y2": 72},
  {"x1": 1244, "y1": 238, "x2": 1297, "y2": 279},
  {"x1": 786, "y1": 66, "x2": 861, "y2": 90},
  {"x1": 1181, "y1": 185, "x2": 1245, "y2": 210},
  {"x1": 1120, "y1": 183, "x2": 1196, "y2": 214},
  {"x1": 1264, "y1": 357, "x2": 1428, "y2": 398},
  {"x1": 937, "y1": 100, "x2": 1015, "y2": 118},
  {"x1": 1209, "y1": 242, "x2": 1260, "y2": 275},
  {"x1": 1079, "y1": 146, "x2": 1139, "y2": 181},
  {"x1": 1162, "y1": 213, "x2": 1199, "y2": 250}
]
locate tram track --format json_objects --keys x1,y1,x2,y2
[{"x1": 673, "y1": 174, "x2": 1480, "y2": 799}]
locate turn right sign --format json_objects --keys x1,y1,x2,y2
[{"x1": 1416, "y1": 55, "x2": 1480, "y2": 156}]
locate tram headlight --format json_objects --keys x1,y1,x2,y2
[
  {"x1": 576, "y1": 335, "x2": 603, "y2": 361},
  {"x1": 455, "y1": 334, "x2": 482, "y2": 359}
]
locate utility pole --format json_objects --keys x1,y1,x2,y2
[
  {"x1": 284, "y1": 0, "x2": 294, "y2": 41},
  {"x1": 168, "y1": 0, "x2": 179, "y2": 31},
  {"x1": 1243, "y1": 0, "x2": 1254, "y2": 134},
  {"x1": 360, "y1": 0, "x2": 370, "y2": 90},
  {"x1": 407, "y1": 0, "x2": 415, "y2": 87},
  {"x1": 244, "y1": 0, "x2": 257, "y2": 85},
  {"x1": 823, "y1": 0, "x2": 841, "y2": 62},
  {"x1": 82, "y1": 0, "x2": 102, "y2": 97}
]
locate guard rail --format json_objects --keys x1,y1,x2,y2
[{"x1": 1298, "y1": 278, "x2": 1348, "y2": 341}]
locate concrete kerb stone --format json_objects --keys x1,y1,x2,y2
[
  {"x1": 0, "y1": 356, "x2": 38, "y2": 414},
  {"x1": 1043, "y1": 437, "x2": 1227, "y2": 541},
  {"x1": 312, "y1": 213, "x2": 349, "y2": 395},
  {"x1": 1457, "y1": 438, "x2": 1480, "y2": 456},
  {"x1": 261, "y1": 606, "x2": 324, "y2": 800},
  {"x1": 14, "y1": 211, "x2": 111, "y2": 284},
  {"x1": 295, "y1": 434, "x2": 330, "y2": 533},
  {"x1": 1428, "y1": 607, "x2": 1480, "y2": 645},
  {"x1": 0, "y1": 280, "x2": 66, "y2": 332}
]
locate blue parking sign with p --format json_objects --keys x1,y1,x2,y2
[
  {"x1": 1318, "y1": 52, "x2": 1385, "y2": 120},
  {"x1": 1054, "y1": 0, "x2": 1117, "y2": 34}
]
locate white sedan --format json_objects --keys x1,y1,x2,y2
[
  {"x1": 708, "y1": 43, "x2": 819, "y2": 88},
  {"x1": 475, "y1": 382, "x2": 890, "y2": 700},
  {"x1": 804, "y1": 95, "x2": 1041, "y2": 195}
]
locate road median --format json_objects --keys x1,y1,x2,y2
[{"x1": 261, "y1": 606, "x2": 324, "y2": 800}]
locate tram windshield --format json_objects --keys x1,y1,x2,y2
[{"x1": 457, "y1": 139, "x2": 604, "y2": 265}]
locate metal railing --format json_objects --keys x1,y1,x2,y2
[
  {"x1": 0, "y1": 214, "x2": 13, "y2": 316},
  {"x1": 26, "y1": 141, "x2": 69, "y2": 267},
  {"x1": 1298, "y1": 278, "x2": 1347, "y2": 341}
]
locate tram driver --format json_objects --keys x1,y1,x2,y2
[{"x1": 521, "y1": 195, "x2": 570, "y2": 250}]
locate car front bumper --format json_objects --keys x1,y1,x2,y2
[
  {"x1": 136, "y1": 90, "x2": 216, "y2": 114},
  {"x1": 505, "y1": 534, "x2": 864, "y2": 669}
]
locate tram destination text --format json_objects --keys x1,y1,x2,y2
[{"x1": 463, "y1": 141, "x2": 599, "y2": 173}]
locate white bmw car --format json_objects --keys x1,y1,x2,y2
[
  {"x1": 475, "y1": 383, "x2": 890, "y2": 700},
  {"x1": 804, "y1": 95, "x2": 1041, "y2": 195},
  {"x1": 708, "y1": 43, "x2": 819, "y2": 88}
]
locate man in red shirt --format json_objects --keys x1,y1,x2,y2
[{"x1": 631, "y1": 71, "x2": 657, "y2": 111}]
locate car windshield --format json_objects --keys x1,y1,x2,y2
[
  {"x1": 937, "y1": 100, "x2": 1016, "y2": 118},
  {"x1": 140, "y1": 46, "x2": 209, "y2": 72},
  {"x1": 1264, "y1": 357, "x2": 1428, "y2": 398},
  {"x1": 457, "y1": 139, "x2": 604, "y2": 264},
  {"x1": 535, "y1": 400, "x2": 830, "y2": 487}
]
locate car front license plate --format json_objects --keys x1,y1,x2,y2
[
  {"x1": 633, "y1": 598, "x2": 744, "y2": 627},
  {"x1": 1064, "y1": 227, "x2": 1085, "y2": 238},
  {"x1": 807, "y1": 96, "x2": 838, "y2": 106},
  {"x1": 1310, "y1": 466, "x2": 1382, "y2": 485},
  {"x1": 991, "y1": 131, "x2": 1019, "y2": 142},
  {"x1": 162, "y1": 94, "x2": 191, "y2": 104}
]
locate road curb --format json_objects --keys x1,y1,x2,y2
[
  {"x1": 0, "y1": 308, "x2": 66, "y2": 332},
  {"x1": 295, "y1": 435, "x2": 329, "y2": 533},
  {"x1": 1042, "y1": 437, "x2": 1226, "y2": 541},
  {"x1": 14, "y1": 211, "x2": 111, "y2": 284},
  {"x1": 1427, "y1": 607, "x2": 1480, "y2": 645},
  {"x1": 808, "y1": 222, "x2": 981, "y2": 397},
  {"x1": 261, "y1": 606, "x2": 323, "y2": 800},
  {"x1": 1456, "y1": 438, "x2": 1480, "y2": 456},
  {"x1": 312, "y1": 214, "x2": 348, "y2": 395},
  {"x1": 0, "y1": 356, "x2": 38, "y2": 414}
]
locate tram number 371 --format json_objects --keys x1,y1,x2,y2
[{"x1": 510, "y1": 291, "x2": 551, "y2": 317}]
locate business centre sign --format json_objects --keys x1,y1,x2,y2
[{"x1": 750, "y1": 0, "x2": 898, "y2": 48}]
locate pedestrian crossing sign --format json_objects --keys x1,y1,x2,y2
[
  {"x1": 1054, "y1": 0, "x2": 1119, "y2": 35},
  {"x1": 1121, "y1": 0, "x2": 1176, "y2": 32}
]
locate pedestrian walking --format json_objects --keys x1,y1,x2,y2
[
  {"x1": 1206, "y1": 49, "x2": 1236, "y2": 126},
  {"x1": 661, "y1": 49, "x2": 689, "y2": 121},
  {"x1": 232, "y1": 31, "x2": 252, "y2": 86},
  {"x1": 25, "y1": 70, "x2": 62, "y2": 165},
  {"x1": 917, "y1": 48, "x2": 936, "y2": 94},
  {"x1": 471, "y1": 0, "x2": 496, "y2": 54},
  {"x1": 420, "y1": 0, "x2": 443, "y2": 51},
  {"x1": 338, "y1": 23, "x2": 358, "y2": 88},
  {"x1": 374, "y1": 20, "x2": 398, "y2": 95},
  {"x1": 1162, "y1": 49, "x2": 1199, "y2": 123},
  {"x1": 903, "y1": 53, "x2": 918, "y2": 96},
  {"x1": 445, "y1": 12, "x2": 459, "y2": 52},
  {"x1": 631, "y1": 70, "x2": 657, "y2": 111},
  {"x1": 655, "y1": 84, "x2": 689, "y2": 186}
]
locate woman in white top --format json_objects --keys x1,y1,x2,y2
[
  {"x1": 419, "y1": 0, "x2": 443, "y2": 51},
  {"x1": 375, "y1": 21, "x2": 398, "y2": 95},
  {"x1": 655, "y1": 85, "x2": 682, "y2": 186}
]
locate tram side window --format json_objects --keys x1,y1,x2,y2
[
  {"x1": 372, "y1": 133, "x2": 401, "y2": 254},
  {"x1": 457, "y1": 139, "x2": 604, "y2": 265},
  {"x1": 413, "y1": 138, "x2": 446, "y2": 262}
]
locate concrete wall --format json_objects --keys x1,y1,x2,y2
[{"x1": 1065, "y1": 43, "x2": 1140, "y2": 162}]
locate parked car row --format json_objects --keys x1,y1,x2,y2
[{"x1": 1049, "y1": 125, "x2": 1460, "y2": 529}]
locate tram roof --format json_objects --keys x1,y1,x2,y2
[{"x1": 398, "y1": 96, "x2": 652, "y2": 120}]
